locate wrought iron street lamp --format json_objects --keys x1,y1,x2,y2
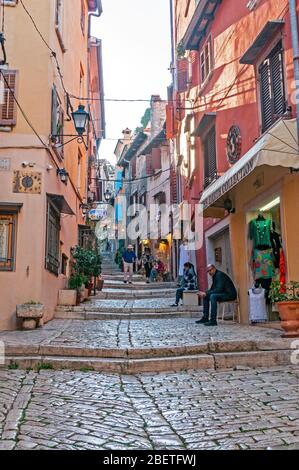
[
  {"x1": 57, "y1": 168, "x2": 69, "y2": 184},
  {"x1": 104, "y1": 188, "x2": 112, "y2": 202},
  {"x1": 72, "y1": 105, "x2": 90, "y2": 136}
]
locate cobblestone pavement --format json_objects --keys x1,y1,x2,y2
[
  {"x1": 0, "y1": 318, "x2": 284, "y2": 350},
  {"x1": 0, "y1": 366, "x2": 298, "y2": 450}
]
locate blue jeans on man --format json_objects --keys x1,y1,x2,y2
[{"x1": 203, "y1": 292, "x2": 236, "y2": 323}]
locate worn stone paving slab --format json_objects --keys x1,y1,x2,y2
[
  {"x1": 0, "y1": 366, "x2": 298, "y2": 450},
  {"x1": 0, "y1": 319, "x2": 287, "y2": 351}
]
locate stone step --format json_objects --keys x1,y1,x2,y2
[
  {"x1": 2, "y1": 348, "x2": 292, "y2": 374},
  {"x1": 55, "y1": 304, "x2": 201, "y2": 317},
  {"x1": 97, "y1": 291, "x2": 175, "y2": 300},
  {"x1": 54, "y1": 311, "x2": 201, "y2": 320},
  {"x1": 102, "y1": 281, "x2": 177, "y2": 289}
]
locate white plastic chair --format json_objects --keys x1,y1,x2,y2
[{"x1": 217, "y1": 289, "x2": 240, "y2": 323}]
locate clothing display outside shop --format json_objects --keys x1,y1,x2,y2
[
  {"x1": 248, "y1": 206, "x2": 283, "y2": 319},
  {"x1": 248, "y1": 287, "x2": 268, "y2": 323}
]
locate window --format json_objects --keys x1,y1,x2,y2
[
  {"x1": 81, "y1": 0, "x2": 86, "y2": 35},
  {"x1": 55, "y1": 0, "x2": 66, "y2": 52},
  {"x1": 0, "y1": 213, "x2": 16, "y2": 271},
  {"x1": 203, "y1": 126, "x2": 217, "y2": 188},
  {"x1": 51, "y1": 85, "x2": 64, "y2": 159},
  {"x1": 200, "y1": 36, "x2": 213, "y2": 85},
  {"x1": 0, "y1": 70, "x2": 18, "y2": 126},
  {"x1": 45, "y1": 199, "x2": 61, "y2": 276},
  {"x1": 61, "y1": 253, "x2": 68, "y2": 275},
  {"x1": 259, "y1": 41, "x2": 286, "y2": 132}
]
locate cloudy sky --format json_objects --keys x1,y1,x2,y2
[{"x1": 91, "y1": 0, "x2": 172, "y2": 163}]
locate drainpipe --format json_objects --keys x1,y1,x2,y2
[{"x1": 289, "y1": 0, "x2": 299, "y2": 150}]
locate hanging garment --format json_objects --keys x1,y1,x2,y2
[
  {"x1": 248, "y1": 287, "x2": 267, "y2": 323},
  {"x1": 253, "y1": 248, "x2": 275, "y2": 280},
  {"x1": 249, "y1": 218, "x2": 272, "y2": 248},
  {"x1": 270, "y1": 230, "x2": 282, "y2": 268},
  {"x1": 279, "y1": 249, "x2": 286, "y2": 293}
]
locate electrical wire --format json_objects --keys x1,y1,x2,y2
[{"x1": 89, "y1": 167, "x2": 172, "y2": 183}]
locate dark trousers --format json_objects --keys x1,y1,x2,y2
[
  {"x1": 144, "y1": 264, "x2": 152, "y2": 279},
  {"x1": 203, "y1": 292, "x2": 236, "y2": 322},
  {"x1": 176, "y1": 288, "x2": 185, "y2": 304}
]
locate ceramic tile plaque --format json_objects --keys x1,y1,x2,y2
[{"x1": 13, "y1": 171, "x2": 42, "y2": 194}]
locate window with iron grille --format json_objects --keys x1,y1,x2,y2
[
  {"x1": 45, "y1": 200, "x2": 60, "y2": 276},
  {"x1": 0, "y1": 70, "x2": 18, "y2": 126},
  {"x1": 259, "y1": 41, "x2": 286, "y2": 133},
  {"x1": 0, "y1": 213, "x2": 16, "y2": 271},
  {"x1": 203, "y1": 126, "x2": 217, "y2": 188}
]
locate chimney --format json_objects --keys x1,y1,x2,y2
[{"x1": 150, "y1": 95, "x2": 166, "y2": 137}]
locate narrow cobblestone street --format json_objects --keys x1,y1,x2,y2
[
  {"x1": 1, "y1": 367, "x2": 299, "y2": 450},
  {"x1": 1, "y1": 258, "x2": 299, "y2": 451}
]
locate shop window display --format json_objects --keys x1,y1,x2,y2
[{"x1": 247, "y1": 199, "x2": 283, "y2": 323}]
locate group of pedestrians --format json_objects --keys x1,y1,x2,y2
[
  {"x1": 121, "y1": 245, "x2": 237, "y2": 327},
  {"x1": 121, "y1": 245, "x2": 165, "y2": 284}
]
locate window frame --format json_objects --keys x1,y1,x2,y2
[
  {"x1": 0, "y1": 211, "x2": 17, "y2": 272},
  {"x1": 199, "y1": 35, "x2": 213, "y2": 87},
  {"x1": 0, "y1": 69, "x2": 18, "y2": 127},
  {"x1": 202, "y1": 124, "x2": 217, "y2": 188},
  {"x1": 55, "y1": 0, "x2": 66, "y2": 53},
  {"x1": 50, "y1": 85, "x2": 65, "y2": 159},
  {"x1": 257, "y1": 39, "x2": 287, "y2": 134}
]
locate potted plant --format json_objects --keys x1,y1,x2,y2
[
  {"x1": 68, "y1": 273, "x2": 86, "y2": 305},
  {"x1": 269, "y1": 280, "x2": 299, "y2": 338}
]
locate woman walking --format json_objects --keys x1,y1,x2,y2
[{"x1": 141, "y1": 247, "x2": 154, "y2": 283}]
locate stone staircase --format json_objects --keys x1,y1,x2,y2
[{"x1": 0, "y1": 252, "x2": 292, "y2": 374}]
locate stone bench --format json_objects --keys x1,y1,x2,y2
[
  {"x1": 16, "y1": 303, "x2": 44, "y2": 330},
  {"x1": 183, "y1": 291, "x2": 200, "y2": 306}
]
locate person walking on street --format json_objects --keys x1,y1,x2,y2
[
  {"x1": 122, "y1": 245, "x2": 137, "y2": 284},
  {"x1": 171, "y1": 262, "x2": 196, "y2": 307},
  {"x1": 196, "y1": 264, "x2": 237, "y2": 326},
  {"x1": 141, "y1": 247, "x2": 154, "y2": 283}
]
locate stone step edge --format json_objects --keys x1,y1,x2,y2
[
  {"x1": 55, "y1": 306, "x2": 202, "y2": 314},
  {"x1": 1, "y1": 349, "x2": 292, "y2": 373},
  {"x1": 3, "y1": 340, "x2": 293, "y2": 359},
  {"x1": 54, "y1": 312, "x2": 202, "y2": 320}
]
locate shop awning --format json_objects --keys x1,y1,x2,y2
[{"x1": 200, "y1": 118, "x2": 299, "y2": 211}]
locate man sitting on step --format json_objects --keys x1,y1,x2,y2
[
  {"x1": 196, "y1": 264, "x2": 237, "y2": 326},
  {"x1": 171, "y1": 262, "x2": 196, "y2": 307}
]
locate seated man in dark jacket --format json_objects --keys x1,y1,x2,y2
[
  {"x1": 196, "y1": 264, "x2": 237, "y2": 326},
  {"x1": 171, "y1": 262, "x2": 196, "y2": 307}
]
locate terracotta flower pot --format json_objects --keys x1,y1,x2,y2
[{"x1": 277, "y1": 301, "x2": 299, "y2": 338}]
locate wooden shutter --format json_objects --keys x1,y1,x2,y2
[
  {"x1": 259, "y1": 41, "x2": 286, "y2": 133},
  {"x1": 146, "y1": 153, "x2": 152, "y2": 175},
  {"x1": 166, "y1": 104, "x2": 174, "y2": 139},
  {"x1": 170, "y1": 167, "x2": 177, "y2": 204},
  {"x1": 204, "y1": 126, "x2": 217, "y2": 188},
  {"x1": 177, "y1": 58, "x2": 188, "y2": 93},
  {"x1": 51, "y1": 85, "x2": 58, "y2": 136},
  {"x1": 271, "y1": 43, "x2": 285, "y2": 117},
  {"x1": 131, "y1": 158, "x2": 137, "y2": 178},
  {"x1": 152, "y1": 148, "x2": 161, "y2": 170},
  {"x1": 46, "y1": 201, "x2": 60, "y2": 275},
  {"x1": 0, "y1": 70, "x2": 17, "y2": 125}
]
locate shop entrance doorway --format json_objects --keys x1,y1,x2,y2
[{"x1": 210, "y1": 228, "x2": 233, "y2": 277}]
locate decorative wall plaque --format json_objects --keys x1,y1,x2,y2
[
  {"x1": 13, "y1": 171, "x2": 42, "y2": 194},
  {"x1": 226, "y1": 125, "x2": 242, "y2": 164},
  {"x1": 215, "y1": 247, "x2": 222, "y2": 263}
]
